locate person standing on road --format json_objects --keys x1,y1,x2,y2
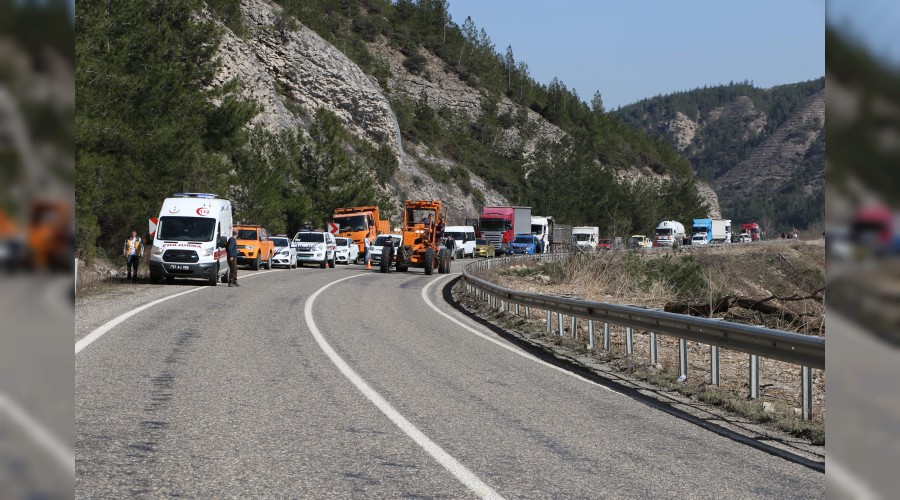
[
  {"x1": 123, "y1": 230, "x2": 143, "y2": 283},
  {"x1": 364, "y1": 236, "x2": 372, "y2": 269},
  {"x1": 445, "y1": 234, "x2": 456, "y2": 260},
  {"x1": 227, "y1": 229, "x2": 240, "y2": 287}
]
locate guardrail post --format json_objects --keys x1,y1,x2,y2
[
  {"x1": 587, "y1": 320, "x2": 595, "y2": 349},
  {"x1": 557, "y1": 312, "x2": 564, "y2": 336},
  {"x1": 603, "y1": 322, "x2": 610, "y2": 350},
  {"x1": 515, "y1": 304, "x2": 520, "y2": 316},
  {"x1": 571, "y1": 317, "x2": 577, "y2": 339},
  {"x1": 802, "y1": 366, "x2": 813, "y2": 421},
  {"x1": 650, "y1": 332, "x2": 658, "y2": 365},
  {"x1": 525, "y1": 306, "x2": 530, "y2": 319},
  {"x1": 749, "y1": 354, "x2": 759, "y2": 399},
  {"x1": 711, "y1": 346, "x2": 720, "y2": 386},
  {"x1": 625, "y1": 327, "x2": 633, "y2": 356},
  {"x1": 546, "y1": 310, "x2": 552, "y2": 334},
  {"x1": 679, "y1": 339, "x2": 688, "y2": 379}
]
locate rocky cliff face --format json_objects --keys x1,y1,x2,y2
[
  {"x1": 618, "y1": 82, "x2": 824, "y2": 226},
  {"x1": 210, "y1": 0, "x2": 509, "y2": 224},
  {"x1": 208, "y1": 0, "x2": 717, "y2": 225}
]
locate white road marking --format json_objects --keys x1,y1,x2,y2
[
  {"x1": 421, "y1": 274, "x2": 619, "y2": 394},
  {"x1": 0, "y1": 393, "x2": 74, "y2": 477},
  {"x1": 75, "y1": 270, "x2": 276, "y2": 355},
  {"x1": 305, "y1": 273, "x2": 504, "y2": 500},
  {"x1": 826, "y1": 453, "x2": 881, "y2": 500}
]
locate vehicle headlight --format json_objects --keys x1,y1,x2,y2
[
  {"x1": 152, "y1": 245, "x2": 163, "y2": 256},
  {"x1": 280, "y1": 250, "x2": 289, "y2": 255},
  {"x1": 243, "y1": 245, "x2": 255, "y2": 250},
  {"x1": 315, "y1": 243, "x2": 325, "y2": 251},
  {"x1": 201, "y1": 248, "x2": 213, "y2": 257}
]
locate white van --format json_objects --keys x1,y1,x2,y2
[
  {"x1": 443, "y1": 225, "x2": 476, "y2": 258},
  {"x1": 149, "y1": 193, "x2": 232, "y2": 285}
]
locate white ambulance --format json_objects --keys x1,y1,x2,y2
[{"x1": 148, "y1": 193, "x2": 232, "y2": 285}]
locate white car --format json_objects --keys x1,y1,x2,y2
[
  {"x1": 370, "y1": 234, "x2": 402, "y2": 264},
  {"x1": 269, "y1": 236, "x2": 297, "y2": 269},
  {"x1": 334, "y1": 237, "x2": 359, "y2": 264},
  {"x1": 739, "y1": 232, "x2": 752, "y2": 243},
  {"x1": 292, "y1": 231, "x2": 337, "y2": 268},
  {"x1": 691, "y1": 233, "x2": 709, "y2": 245}
]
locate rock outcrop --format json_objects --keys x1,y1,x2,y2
[{"x1": 210, "y1": 0, "x2": 511, "y2": 220}]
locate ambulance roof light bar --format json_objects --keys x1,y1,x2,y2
[{"x1": 173, "y1": 193, "x2": 219, "y2": 199}]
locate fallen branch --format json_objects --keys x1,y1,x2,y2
[{"x1": 664, "y1": 293, "x2": 818, "y2": 324}]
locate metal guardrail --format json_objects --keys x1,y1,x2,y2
[{"x1": 461, "y1": 253, "x2": 825, "y2": 420}]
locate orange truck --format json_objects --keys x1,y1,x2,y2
[
  {"x1": 234, "y1": 224, "x2": 275, "y2": 270},
  {"x1": 332, "y1": 206, "x2": 390, "y2": 259}
]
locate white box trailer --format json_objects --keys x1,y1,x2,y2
[
  {"x1": 572, "y1": 226, "x2": 599, "y2": 250},
  {"x1": 711, "y1": 219, "x2": 732, "y2": 244},
  {"x1": 149, "y1": 193, "x2": 232, "y2": 285}
]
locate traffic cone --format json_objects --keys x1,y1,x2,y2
[{"x1": 366, "y1": 260, "x2": 371, "y2": 269}]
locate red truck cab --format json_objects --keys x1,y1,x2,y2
[{"x1": 741, "y1": 222, "x2": 761, "y2": 241}]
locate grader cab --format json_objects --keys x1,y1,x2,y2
[{"x1": 380, "y1": 200, "x2": 451, "y2": 275}]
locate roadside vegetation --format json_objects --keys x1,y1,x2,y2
[{"x1": 466, "y1": 241, "x2": 825, "y2": 444}]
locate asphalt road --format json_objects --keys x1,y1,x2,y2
[
  {"x1": 1, "y1": 275, "x2": 73, "y2": 499},
  {"x1": 825, "y1": 310, "x2": 900, "y2": 499},
  {"x1": 76, "y1": 263, "x2": 824, "y2": 498}
]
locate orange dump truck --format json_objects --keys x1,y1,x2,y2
[{"x1": 332, "y1": 206, "x2": 390, "y2": 257}]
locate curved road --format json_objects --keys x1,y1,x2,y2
[{"x1": 76, "y1": 264, "x2": 823, "y2": 497}]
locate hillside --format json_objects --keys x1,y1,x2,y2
[
  {"x1": 615, "y1": 79, "x2": 825, "y2": 232},
  {"x1": 76, "y1": 0, "x2": 715, "y2": 256}
]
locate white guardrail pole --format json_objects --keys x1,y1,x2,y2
[{"x1": 464, "y1": 253, "x2": 824, "y2": 420}]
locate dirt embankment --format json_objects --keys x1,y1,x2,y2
[{"x1": 463, "y1": 240, "x2": 825, "y2": 445}]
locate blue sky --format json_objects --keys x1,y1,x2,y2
[
  {"x1": 446, "y1": 1, "x2": 824, "y2": 110},
  {"x1": 828, "y1": 0, "x2": 900, "y2": 67}
]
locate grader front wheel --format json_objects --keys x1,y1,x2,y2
[{"x1": 424, "y1": 248, "x2": 435, "y2": 275}]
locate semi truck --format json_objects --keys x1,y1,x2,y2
[
  {"x1": 480, "y1": 206, "x2": 531, "y2": 255},
  {"x1": 332, "y1": 206, "x2": 391, "y2": 257},
  {"x1": 690, "y1": 218, "x2": 732, "y2": 244},
  {"x1": 653, "y1": 220, "x2": 686, "y2": 247},
  {"x1": 530, "y1": 215, "x2": 555, "y2": 253},
  {"x1": 572, "y1": 226, "x2": 600, "y2": 250},
  {"x1": 741, "y1": 222, "x2": 762, "y2": 241}
]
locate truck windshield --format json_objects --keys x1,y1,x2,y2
[
  {"x1": 157, "y1": 217, "x2": 216, "y2": 242},
  {"x1": 237, "y1": 229, "x2": 258, "y2": 240},
  {"x1": 574, "y1": 234, "x2": 593, "y2": 241},
  {"x1": 531, "y1": 224, "x2": 543, "y2": 235},
  {"x1": 294, "y1": 233, "x2": 324, "y2": 243},
  {"x1": 691, "y1": 226, "x2": 705, "y2": 234},
  {"x1": 374, "y1": 235, "x2": 400, "y2": 246},
  {"x1": 655, "y1": 228, "x2": 673, "y2": 236},
  {"x1": 334, "y1": 215, "x2": 367, "y2": 232},
  {"x1": 480, "y1": 219, "x2": 508, "y2": 231}
]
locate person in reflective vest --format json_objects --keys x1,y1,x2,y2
[{"x1": 123, "y1": 230, "x2": 143, "y2": 283}]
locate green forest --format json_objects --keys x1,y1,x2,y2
[{"x1": 76, "y1": 0, "x2": 713, "y2": 258}]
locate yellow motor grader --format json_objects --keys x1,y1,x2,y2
[{"x1": 380, "y1": 200, "x2": 451, "y2": 275}]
